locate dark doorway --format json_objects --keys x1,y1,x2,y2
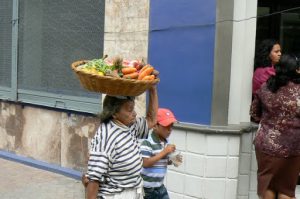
[{"x1": 256, "y1": 0, "x2": 300, "y2": 55}]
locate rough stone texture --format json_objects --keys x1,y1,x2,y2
[
  {"x1": 104, "y1": 0, "x2": 149, "y2": 59},
  {"x1": 60, "y1": 113, "x2": 99, "y2": 171},
  {"x1": 0, "y1": 101, "x2": 98, "y2": 171},
  {"x1": 167, "y1": 128, "x2": 240, "y2": 199},
  {"x1": 20, "y1": 107, "x2": 62, "y2": 164},
  {"x1": 0, "y1": 103, "x2": 24, "y2": 151},
  {"x1": 104, "y1": 0, "x2": 150, "y2": 117}
]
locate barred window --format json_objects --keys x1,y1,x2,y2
[
  {"x1": 0, "y1": 0, "x2": 12, "y2": 88},
  {"x1": 0, "y1": 0, "x2": 105, "y2": 113}
]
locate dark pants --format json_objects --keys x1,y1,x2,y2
[{"x1": 143, "y1": 185, "x2": 169, "y2": 199}]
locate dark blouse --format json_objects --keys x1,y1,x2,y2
[{"x1": 250, "y1": 82, "x2": 300, "y2": 157}]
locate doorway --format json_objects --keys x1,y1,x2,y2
[{"x1": 256, "y1": 0, "x2": 300, "y2": 55}]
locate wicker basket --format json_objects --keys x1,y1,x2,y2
[{"x1": 71, "y1": 60, "x2": 159, "y2": 96}]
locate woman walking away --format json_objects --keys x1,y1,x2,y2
[{"x1": 250, "y1": 54, "x2": 300, "y2": 199}]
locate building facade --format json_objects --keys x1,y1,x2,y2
[{"x1": 1, "y1": 0, "x2": 299, "y2": 198}]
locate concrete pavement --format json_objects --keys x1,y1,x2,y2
[
  {"x1": 1, "y1": 157, "x2": 300, "y2": 199},
  {"x1": 0, "y1": 158, "x2": 85, "y2": 199}
]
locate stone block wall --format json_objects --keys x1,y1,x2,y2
[
  {"x1": 237, "y1": 131, "x2": 256, "y2": 199},
  {"x1": 165, "y1": 127, "x2": 241, "y2": 199},
  {"x1": 103, "y1": 0, "x2": 150, "y2": 116},
  {"x1": 104, "y1": 0, "x2": 149, "y2": 59}
]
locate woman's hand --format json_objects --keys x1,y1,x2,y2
[
  {"x1": 148, "y1": 85, "x2": 157, "y2": 93},
  {"x1": 87, "y1": 181, "x2": 100, "y2": 199},
  {"x1": 163, "y1": 144, "x2": 176, "y2": 154},
  {"x1": 81, "y1": 174, "x2": 89, "y2": 188}
]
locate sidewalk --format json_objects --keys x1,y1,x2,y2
[
  {"x1": 0, "y1": 158, "x2": 85, "y2": 199},
  {"x1": 1, "y1": 157, "x2": 300, "y2": 199}
]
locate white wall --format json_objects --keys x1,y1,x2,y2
[
  {"x1": 166, "y1": 128, "x2": 241, "y2": 199},
  {"x1": 228, "y1": 0, "x2": 258, "y2": 125}
]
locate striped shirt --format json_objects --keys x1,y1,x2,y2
[
  {"x1": 87, "y1": 117, "x2": 148, "y2": 198},
  {"x1": 140, "y1": 131, "x2": 169, "y2": 188}
]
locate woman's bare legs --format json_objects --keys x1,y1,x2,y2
[
  {"x1": 261, "y1": 189, "x2": 276, "y2": 199},
  {"x1": 278, "y1": 193, "x2": 295, "y2": 199}
]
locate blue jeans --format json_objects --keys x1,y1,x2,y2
[{"x1": 143, "y1": 185, "x2": 170, "y2": 199}]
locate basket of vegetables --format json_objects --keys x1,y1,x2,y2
[{"x1": 71, "y1": 56, "x2": 159, "y2": 96}]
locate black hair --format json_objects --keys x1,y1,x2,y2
[
  {"x1": 267, "y1": 54, "x2": 300, "y2": 93},
  {"x1": 99, "y1": 96, "x2": 135, "y2": 124},
  {"x1": 254, "y1": 39, "x2": 280, "y2": 70}
]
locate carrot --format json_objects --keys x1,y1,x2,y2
[
  {"x1": 123, "y1": 72, "x2": 139, "y2": 79},
  {"x1": 138, "y1": 67, "x2": 154, "y2": 80},
  {"x1": 142, "y1": 75, "x2": 155, "y2": 80},
  {"x1": 122, "y1": 67, "x2": 137, "y2": 75},
  {"x1": 138, "y1": 64, "x2": 151, "y2": 74}
]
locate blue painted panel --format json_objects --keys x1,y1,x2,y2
[
  {"x1": 150, "y1": 0, "x2": 216, "y2": 30},
  {"x1": 149, "y1": 0, "x2": 216, "y2": 124}
]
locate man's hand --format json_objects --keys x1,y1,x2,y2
[
  {"x1": 163, "y1": 144, "x2": 176, "y2": 154},
  {"x1": 143, "y1": 144, "x2": 176, "y2": 168}
]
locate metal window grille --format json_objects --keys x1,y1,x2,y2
[
  {"x1": 0, "y1": 0, "x2": 105, "y2": 113},
  {"x1": 0, "y1": 0, "x2": 12, "y2": 88}
]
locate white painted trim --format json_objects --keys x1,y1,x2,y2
[{"x1": 228, "y1": 0, "x2": 258, "y2": 124}]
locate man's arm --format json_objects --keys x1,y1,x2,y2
[{"x1": 143, "y1": 144, "x2": 175, "y2": 168}]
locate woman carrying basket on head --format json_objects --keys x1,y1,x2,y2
[{"x1": 83, "y1": 86, "x2": 158, "y2": 199}]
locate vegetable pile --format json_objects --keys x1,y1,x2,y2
[{"x1": 77, "y1": 56, "x2": 159, "y2": 81}]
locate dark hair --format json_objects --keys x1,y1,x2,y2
[
  {"x1": 100, "y1": 96, "x2": 135, "y2": 123},
  {"x1": 267, "y1": 54, "x2": 300, "y2": 92},
  {"x1": 254, "y1": 39, "x2": 280, "y2": 70}
]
